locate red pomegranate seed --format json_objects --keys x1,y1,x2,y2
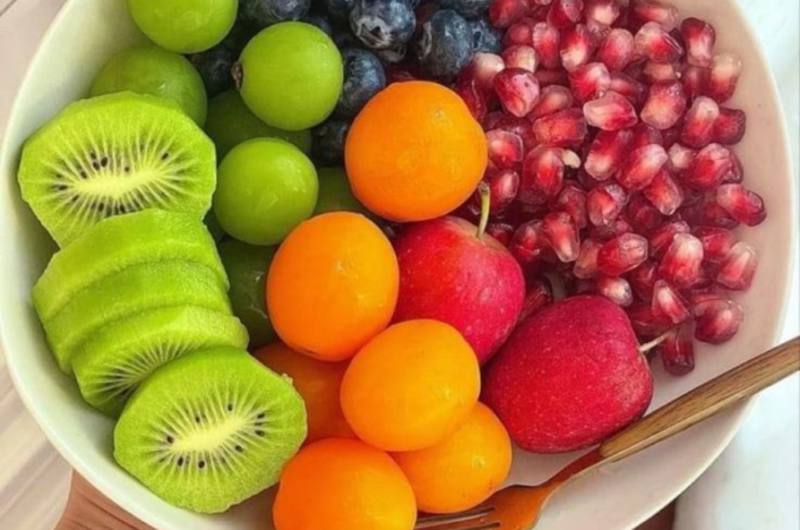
[
  {"x1": 667, "y1": 143, "x2": 696, "y2": 172},
  {"x1": 494, "y1": 68, "x2": 541, "y2": 117},
  {"x1": 583, "y1": 91, "x2": 639, "y2": 130},
  {"x1": 628, "y1": 303, "x2": 672, "y2": 339},
  {"x1": 713, "y1": 108, "x2": 747, "y2": 145},
  {"x1": 717, "y1": 242, "x2": 758, "y2": 291},
  {"x1": 707, "y1": 53, "x2": 742, "y2": 103},
  {"x1": 504, "y1": 18, "x2": 537, "y2": 46},
  {"x1": 535, "y1": 68, "x2": 570, "y2": 87},
  {"x1": 520, "y1": 278, "x2": 555, "y2": 320},
  {"x1": 486, "y1": 223, "x2": 515, "y2": 246},
  {"x1": 681, "y1": 65, "x2": 709, "y2": 100},
  {"x1": 555, "y1": 183, "x2": 588, "y2": 228},
  {"x1": 630, "y1": 122, "x2": 664, "y2": 149},
  {"x1": 486, "y1": 129, "x2": 525, "y2": 169},
  {"x1": 680, "y1": 96, "x2": 720, "y2": 148},
  {"x1": 686, "y1": 288, "x2": 724, "y2": 310},
  {"x1": 616, "y1": 144, "x2": 668, "y2": 190},
  {"x1": 585, "y1": 0, "x2": 620, "y2": 26},
  {"x1": 641, "y1": 80, "x2": 687, "y2": 130},
  {"x1": 595, "y1": 275, "x2": 634, "y2": 307},
  {"x1": 597, "y1": 233, "x2": 649, "y2": 276},
  {"x1": 490, "y1": 0, "x2": 532, "y2": 28},
  {"x1": 609, "y1": 73, "x2": 647, "y2": 107},
  {"x1": 532, "y1": 22, "x2": 562, "y2": 69},
  {"x1": 652, "y1": 279, "x2": 691, "y2": 324},
  {"x1": 685, "y1": 143, "x2": 735, "y2": 190},
  {"x1": 543, "y1": 211, "x2": 581, "y2": 262},
  {"x1": 574, "y1": 238, "x2": 603, "y2": 278},
  {"x1": 693, "y1": 226, "x2": 735, "y2": 263},
  {"x1": 649, "y1": 220, "x2": 690, "y2": 259},
  {"x1": 503, "y1": 45, "x2": 539, "y2": 72},
  {"x1": 629, "y1": 260, "x2": 659, "y2": 301},
  {"x1": 587, "y1": 182, "x2": 628, "y2": 226},
  {"x1": 661, "y1": 126, "x2": 681, "y2": 148},
  {"x1": 560, "y1": 25, "x2": 596, "y2": 72},
  {"x1": 700, "y1": 195, "x2": 739, "y2": 229},
  {"x1": 658, "y1": 233, "x2": 704, "y2": 288},
  {"x1": 596, "y1": 28, "x2": 636, "y2": 72},
  {"x1": 455, "y1": 76, "x2": 488, "y2": 122},
  {"x1": 585, "y1": 128, "x2": 634, "y2": 181},
  {"x1": 626, "y1": 194, "x2": 663, "y2": 232},
  {"x1": 547, "y1": 0, "x2": 584, "y2": 28},
  {"x1": 643, "y1": 169, "x2": 684, "y2": 215},
  {"x1": 726, "y1": 151, "x2": 745, "y2": 183},
  {"x1": 530, "y1": 85, "x2": 574, "y2": 118},
  {"x1": 643, "y1": 61, "x2": 680, "y2": 83},
  {"x1": 695, "y1": 297, "x2": 744, "y2": 344},
  {"x1": 716, "y1": 184, "x2": 767, "y2": 227},
  {"x1": 659, "y1": 325, "x2": 696, "y2": 375},
  {"x1": 463, "y1": 53, "x2": 506, "y2": 95},
  {"x1": 635, "y1": 22, "x2": 684, "y2": 64},
  {"x1": 510, "y1": 219, "x2": 549, "y2": 265},
  {"x1": 532, "y1": 108, "x2": 588, "y2": 146},
  {"x1": 631, "y1": 0, "x2": 679, "y2": 31},
  {"x1": 681, "y1": 17, "x2": 716, "y2": 67},
  {"x1": 520, "y1": 146, "x2": 579, "y2": 204},
  {"x1": 590, "y1": 217, "x2": 634, "y2": 240},
  {"x1": 569, "y1": 62, "x2": 611, "y2": 102},
  {"x1": 486, "y1": 113, "x2": 538, "y2": 150},
  {"x1": 484, "y1": 168, "x2": 521, "y2": 212}
]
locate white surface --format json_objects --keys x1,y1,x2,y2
[{"x1": 0, "y1": 1, "x2": 797, "y2": 530}]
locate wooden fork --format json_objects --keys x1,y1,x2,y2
[{"x1": 414, "y1": 336, "x2": 800, "y2": 530}]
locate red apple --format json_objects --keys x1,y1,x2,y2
[{"x1": 483, "y1": 295, "x2": 654, "y2": 453}]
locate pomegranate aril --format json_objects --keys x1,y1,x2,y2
[
  {"x1": 713, "y1": 108, "x2": 746, "y2": 145},
  {"x1": 726, "y1": 151, "x2": 745, "y2": 184},
  {"x1": 530, "y1": 85, "x2": 574, "y2": 118},
  {"x1": 644, "y1": 169, "x2": 684, "y2": 215},
  {"x1": 595, "y1": 275, "x2": 634, "y2": 307},
  {"x1": 635, "y1": 22, "x2": 684, "y2": 64},
  {"x1": 587, "y1": 182, "x2": 628, "y2": 226},
  {"x1": 629, "y1": 260, "x2": 659, "y2": 301},
  {"x1": 585, "y1": 0, "x2": 620, "y2": 26},
  {"x1": 652, "y1": 279, "x2": 691, "y2": 324},
  {"x1": 555, "y1": 183, "x2": 588, "y2": 228},
  {"x1": 532, "y1": 108, "x2": 588, "y2": 147},
  {"x1": 543, "y1": 211, "x2": 581, "y2": 262},
  {"x1": 520, "y1": 278, "x2": 555, "y2": 320},
  {"x1": 686, "y1": 288, "x2": 724, "y2": 311},
  {"x1": 596, "y1": 233, "x2": 649, "y2": 276},
  {"x1": 463, "y1": 53, "x2": 506, "y2": 95},
  {"x1": 680, "y1": 96, "x2": 720, "y2": 148},
  {"x1": 641, "y1": 80, "x2": 687, "y2": 130},
  {"x1": 667, "y1": 143, "x2": 696, "y2": 172},
  {"x1": 626, "y1": 193, "x2": 663, "y2": 232},
  {"x1": 503, "y1": 45, "x2": 539, "y2": 72},
  {"x1": 682, "y1": 65, "x2": 709, "y2": 100},
  {"x1": 630, "y1": 122, "x2": 664, "y2": 149},
  {"x1": 659, "y1": 325, "x2": 696, "y2": 376},
  {"x1": 716, "y1": 184, "x2": 767, "y2": 227},
  {"x1": 520, "y1": 146, "x2": 579, "y2": 204},
  {"x1": 616, "y1": 144, "x2": 668, "y2": 190},
  {"x1": 574, "y1": 238, "x2": 603, "y2": 278},
  {"x1": 717, "y1": 241, "x2": 758, "y2": 291},
  {"x1": 693, "y1": 226, "x2": 735, "y2": 263},
  {"x1": 455, "y1": 76, "x2": 488, "y2": 122},
  {"x1": 590, "y1": 217, "x2": 633, "y2": 241},
  {"x1": 681, "y1": 17, "x2": 716, "y2": 67},
  {"x1": 583, "y1": 91, "x2": 639, "y2": 130},
  {"x1": 596, "y1": 28, "x2": 636, "y2": 72},
  {"x1": 490, "y1": 0, "x2": 532, "y2": 28},
  {"x1": 585, "y1": 128, "x2": 634, "y2": 181},
  {"x1": 532, "y1": 22, "x2": 562, "y2": 69},
  {"x1": 486, "y1": 223, "x2": 515, "y2": 246},
  {"x1": 643, "y1": 61, "x2": 680, "y2": 83},
  {"x1": 631, "y1": 0, "x2": 679, "y2": 31},
  {"x1": 560, "y1": 25, "x2": 596, "y2": 72},
  {"x1": 700, "y1": 196, "x2": 739, "y2": 229},
  {"x1": 547, "y1": 0, "x2": 584, "y2": 28},
  {"x1": 487, "y1": 113, "x2": 538, "y2": 150},
  {"x1": 569, "y1": 62, "x2": 611, "y2": 103},
  {"x1": 658, "y1": 233, "x2": 704, "y2": 288},
  {"x1": 609, "y1": 73, "x2": 648, "y2": 107},
  {"x1": 685, "y1": 143, "x2": 735, "y2": 190},
  {"x1": 694, "y1": 297, "x2": 744, "y2": 344},
  {"x1": 504, "y1": 18, "x2": 537, "y2": 46},
  {"x1": 706, "y1": 53, "x2": 742, "y2": 103},
  {"x1": 535, "y1": 68, "x2": 570, "y2": 87},
  {"x1": 628, "y1": 303, "x2": 672, "y2": 339},
  {"x1": 486, "y1": 129, "x2": 525, "y2": 169},
  {"x1": 494, "y1": 68, "x2": 541, "y2": 117},
  {"x1": 649, "y1": 220, "x2": 690, "y2": 259},
  {"x1": 510, "y1": 220, "x2": 548, "y2": 265},
  {"x1": 661, "y1": 126, "x2": 681, "y2": 149},
  {"x1": 484, "y1": 168, "x2": 521, "y2": 212}
]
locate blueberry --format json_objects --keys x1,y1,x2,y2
[
  {"x1": 332, "y1": 26, "x2": 362, "y2": 48},
  {"x1": 435, "y1": 0, "x2": 490, "y2": 18},
  {"x1": 470, "y1": 17, "x2": 503, "y2": 53},
  {"x1": 350, "y1": 0, "x2": 416, "y2": 51},
  {"x1": 416, "y1": 9, "x2": 473, "y2": 81},
  {"x1": 312, "y1": 119, "x2": 351, "y2": 166},
  {"x1": 375, "y1": 44, "x2": 407, "y2": 64},
  {"x1": 336, "y1": 48, "x2": 387, "y2": 118},
  {"x1": 190, "y1": 46, "x2": 236, "y2": 98},
  {"x1": 323, "y1": 0, "x2": 355, "y2": 26},
  {"x1": 222, "y1": 21, "x2": 260, "y2": 54},
  {"x1": 302, "y1": 11, "x2": 334, "y2": 35},
  {"x1": 240, "y1": 0, "x2": 312, "y2": 28}
]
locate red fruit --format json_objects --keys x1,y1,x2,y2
[
  {"x1": 652, "y1": 279, "x2": 691, "y2": 324},
  {"x1": 583, "y1": 91, "x2": 639, "y2": 130},
  {"x1": 629, "y1": 260, "x2": 659, "y2": 301},
  {"x1": 648, "y1": 220, "x2": 690, "y2": 259},
  {"x1": 486, "y1": 129, "x2": 525, "y2": 169},
  {"x1": 631, "y1": 0, "x2": 679, "y2": 31},
  {"x1": 487, "y1": 223, "x2": 515, "y2": 246},
  {"x1": 658, "y1": 233, "x2": 704, "y2": 288},
  {"x1": 713, "y1": 108, "x2": 747, "y2": 145},
  {"x1": 547, "y1": 0, "x2": 584, "y2": 28},
  {"x1": 716, "y1": 241, "x2": 758, "y2": 291},
  {"x1": 726, "y1": 151, "x2": 745, "y2": 184},
  {"x1": 483, "y1": 168, "x2": 521, "y2": 212},
  {"x1": 455, "y1": 76, "x2": 488, "y2": 122},
  {"x1": 486, "y1": 113, "x2": 538, "y2": 150},
  {"x1": 535, "y1": 68, "x2": 570, "y2": 87},
  {"x1": 569, "y1": 62, "x2": 611, "y2": 103},
  {"x1": 504, "y1": 18, "x2": 537, "y2": 46},
  {"x1": 555, "y1": 183, "x2": 588, "y2": 228},
  {"x1": 635, "y1": 22, "x2": 684, "y2": 64},
  {"x1": 630, "y1": 122, "x2": 664, "y2": 149},
  {"x1": 531, "y1": 108, "x2": 588, "y2": 146},
  {"x1": 628, "y1": 303, "x2": 672, "y2": 339},
  {"x1": 464, "y1": 52, "x2": 506, "y2": 94},
  {"x1": 707, "y1": 53, "x2": 742, "y2": 103},
  {"x1": 616, "y1": 144, "x2": 669, "y2": 190},
  {"x1": 483, "y1": 296, "x2": 654, "y2": 453},
  {"x1": 643, "y1": 61, "x2": 680, "y2": 83},
  {"x1": 587, "y1": 182, "x2": 628, "y2": 226},
  {"x1": 530, "y1": 85, "x2": 574, "y2": 118},
  {"x1": 682, "y1": 65, "x2": 709, "y2": 99},
  {"x1": 585, "y1": 0, "x2": 620, "y2": 27},
  {"x1": 532, "y1": 22, "x2": 562, "y2": 69},
  {"x1": 543, "y1": 211, "x2": 581, "y2": 262},
  {"x1": 644, "y1": 169, "x2": 684, "y2": 215},
  {"x1": 595, "y1": 276, "x2": 634, "y2": 307},
  {"x1": 716, "y1": 184, "x2": 767, "y2": 227},
  {"x1": 590, "y1": 217, "x2": 633, "y2": 241},
  {"x1": 560, "y1": 25, "x2": 596, "y2": 72},
  {"x1": 693, "y1": 226, "x2": 735, "y2": 263},
  {"x1": 597, "y1": 233, "x2": 649, "y2": 276},
  {"x1": 659, "y1": 325, "x2": 695, "y2": 376},
  {"x1": 641, "y1": 81, "x2": 687, "y2": 130},
  {"x1": 520, "y1": 278, "x2": 555, "y2": 320},
  {"x1": 510, "y1": 219, "x2": 549, "y2": 266},
  {"x1": 609, "y1": 73, "x2": 647, "y2": 107},
  {"x1": 574, "y1": 238, "x2": 603, "y2": 278},
  {"x1": 700, "y1": 196, "x2": 740, "y2": 229},
  {"x1": 596, "y1": 28, "x2": 636, "y2": 72},
  {"x1": 520, "y1": 146, "x2": 579, "y2": 204},
  {"x1": 494, "y1": 68, "x2": 541, "y2": 117},
  {"x1": 490, "y1": 0, "x2": 532, "y2": 28},
  {"x1": 681, "y1": 17, "x2": 716, "y2": 67},
  {"x1": 694, "y1": 297, "x2": 744, "y2": 344},
  {"x1": 503, "y1": 45, "x2": 539, "y2": 72},
  {"x1": 680, "y1": 96, "x2": 720, "y2": 148},
  {"x1": 667, "y1": 143, "x2": 696, "y2": 172},
  {"x1": 626, "y1": 193, "x2": 663, "y2": 232},
  {"x1": 685, "y1": 143, "x2": 734, "y2": 190},
  {"x1": 585, "y1": 128, "x2": 634, "y2": 181}
]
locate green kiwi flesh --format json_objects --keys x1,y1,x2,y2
[
  {"x1": 73, "y1": 306, "x2": 249, "y2": 417},
  {"x1": 34, "y1": 209, "x2": 227, "y2": 323},
  {"x1": 44, "y1": 262, "x2": 231, "y2": 374},
  {"x1": 18, "y1": 92, "x2": 216, "y2": 247},
  {"x1": 114, "y1": 347, "x2": 307, "y2": 514}
]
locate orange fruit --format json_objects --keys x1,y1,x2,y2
[
  {"x1": 340, "y1": 319, "x2": 481, "y2": 452},
  {"x1": 393, "y1": 403, "x2": 513, "y2": 514},
  {"x1": 254, "y1": 343, "x2": 354, "y2": 443},
  {"x1": 273, "y1": 438, "x2": 417, "y2": 530},
  {"x1": 267, "y1": 212, "x2": 399, "y2": 362},
  {"x1": 345, "y1": 81, "x2": 487, "y2": 222}
]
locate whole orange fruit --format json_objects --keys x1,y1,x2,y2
[
  {"x1": 267, "y1": 212, "x2": 399, "y2": 362},
  {"x1": 393, "y1": 403, "x2": 513, "y2": 514},
  {"x1": 340, "y1": 319, "x2": 481, "y2": 452},
  {"x1": 345, "y1": 81, "x2": 487, "y2": 222},
  {"x1": 273, "y1": 438, "x2": 417, "y2": 530}
]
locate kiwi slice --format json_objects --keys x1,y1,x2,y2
[
  {"x1": 44, "y1": 262, "x2": 231, "y2": 374},
  {"x1": 73, "y1": 306, "x2": 249, "y2": 417},
  {"x1": 114, "y1": 347, "x2": 307, "y2": 514},
  {"x1": 34, "y1": 209, "x2": 227, "y2": 323},
  {"x1": 18, "y1": 92, "x2": 216, "y2": 247}
]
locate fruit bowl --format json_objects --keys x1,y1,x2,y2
[{"x1": 0, "y1": 0, "x2": 795, "y2": 529}]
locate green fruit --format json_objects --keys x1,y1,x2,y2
[
  {"x1": 17, "y1": 93, "x2": 216, "y2": 247},
  {"x1": 34, "y1": 210, "x2": 227, "y2": 323},
  {"x1": 90, "y1": 45, "x2": 208, "y2": 126},
  {"x1": 73, "y1": 306, "x2": 249, "y2": 417},
  {"x1": 114, "y1": 347, "x2": 307, "y2": 514},
  {"x1": 239, "y1": 22, "x2": 343, "y2": 131},
  {"x1": 205, "y1": 90, "x2": 312, "y2": 159},
  {"x1": 127, "y1": 0, "x2": 238, "y2": 54},
  {"x1": 44, "y1": 262, "x2": 231, "y2": 374},
  {"x1": 314, "y1": 167, "x2": 370, "y2": 216},
  {"x1": 218, "y1": 240, "x2": 277, "y2": 348},
  {"x1": 214, "y1": 138, "x2": 318, "y2": 245}
]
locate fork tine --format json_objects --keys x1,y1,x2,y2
[
  {"x1": 414, "y1": 506, "x2": 498, "y2": 530},
  {"x1": 417, "y1": 518, "x2": 500, "y2": 530},
  {"x1": 417, "y1": 506, "x2": 494, "y2": 526}
]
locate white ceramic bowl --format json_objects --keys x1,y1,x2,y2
[{"x1": 0, "y1": 1, "x2": 796, "y2": 529}]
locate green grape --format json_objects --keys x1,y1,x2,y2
[
  {"x1": 214, "y1": 138, "x2": 318, "y2": 246},
  {"x1": 314, "y1": 167, "x2": 370, "y2": 216},
  {"x1": 90, "y1": 45, "x2": 208, "y2": 126},
  {"x1": 217, "y1": 240, "x2": 277, "y2": 348},
  {"x1": 127, "y1": 0, "x2": 237, "y2": 54},
  {"x1": 205, "y1": 90, "x2": 312, "y2": 159},
  {"x1": 239, "y1": 22, "x2": 343, "y2": 131}
]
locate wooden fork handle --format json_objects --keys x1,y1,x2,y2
[{"x1": 599, "y1": 336, "x2": 800, "y2": 463}]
